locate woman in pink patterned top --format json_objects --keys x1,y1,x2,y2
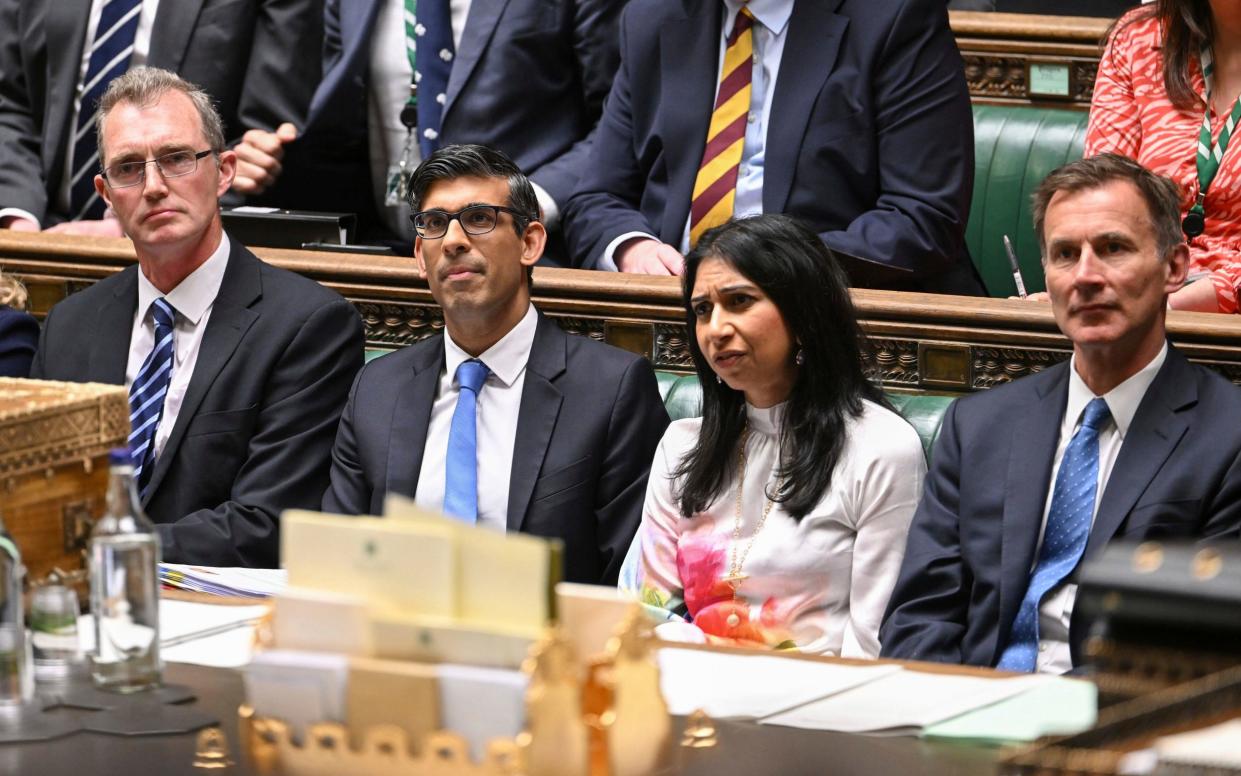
[{"x1": 1088, "y1": 1, "x2": 1241, "y2": 313}]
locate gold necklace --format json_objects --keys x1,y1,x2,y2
[{"x1": 721, "y1": 424, "x2": 779, "y2": 603}]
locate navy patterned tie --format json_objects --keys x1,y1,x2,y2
[
  {"x1": 129, "y1": 298, "x2": 176, "y2": 498},
  {"x1": 442, "y1": 359, "x2": 489, "y2": 523},
  {"x1": 70, "y1": 0, "x2": 143, "y2": 220},
  {"x1": 412, "y1": 0, "x2": 454, "y2": 158},
  {"x1": 997, "y1": 397, "x2": 1112, "y2": 672}
]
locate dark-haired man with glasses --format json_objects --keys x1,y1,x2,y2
[
  {"x1": 323, "y1": 144, "x2": 669, "y2": 585},
  {"x1": 31, "y1": 67, "x2": 364, "y2": 569}
]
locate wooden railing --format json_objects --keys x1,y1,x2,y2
[{"x1": 6, "y1": 233, "x2": 1241, "y2": 394}]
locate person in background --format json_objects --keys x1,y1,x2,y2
[
  {"x1": 1087, "y1": 0, "x2": 1241, "y2": 312},
  {"x1": 881, "y1": 154, "x2": 1241, "y2": 672},
  {"x1": 0, "y1": 0, "x2": 322, "y2": 234},
  {"x1": 0, "y1": 271, "x2": 38, "y2": 378},
  {"x1": 633, "y1": 214, "x2": 925, "y2": 656}
]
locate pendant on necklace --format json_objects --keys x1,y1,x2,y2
[{"x1": 726, "y1": 613, "x2": 741, "y2": 628}]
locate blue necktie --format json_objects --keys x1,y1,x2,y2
[
  {"x1": 997, "y1": 397, "x2": 1112, "y2": 672},
  {"x1": 70, "y1": 0, "x2": 143, "y2": 220},
  {"x1": 129, "y1": 298, "x2": 176, "y2": 498},
  {"x1": 413, "y1": 0, "x2": 454, "y2": 158},
  {"x1": 443, "y1": 359, "x2": 489, "y2": 523}
]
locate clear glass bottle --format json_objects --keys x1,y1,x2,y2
[
  {"x1": 89, "y1": 449, "x2": 161, "y2": 693},
  {"x1": 0, "y1": 510, "x2": 33, "y2": 705}
]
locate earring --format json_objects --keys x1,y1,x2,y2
[
  {"x1": 715, "y1": 374, "x2": 722, "y2": 384},
  {"x1": 795, "y1": 349, "x2": 805, "y2": 366}
]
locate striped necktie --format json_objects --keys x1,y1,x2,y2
[
  {"x1": 689, "y1": 8, "x2": 755, "y2": 248},
  {"x1": 70, "y1": 0, "x2": 143, "y2": 221},
  {"x1": 997, "y1": 397, "x2": 1112, "y2": 672},
  {"x1": 129, "y1": 297, "x2": 176, "y2": 498}
]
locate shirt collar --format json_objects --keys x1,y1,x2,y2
[
  {"x1": 443, "y1": 303, "x2": 537, "y2": 389},
  {"x1": 723, "y1": 0, "x2": 792, "y2": 37},
  {"x1": 135, "y1": 233, "x2": 231, "y2": 326},
  {"x1": 1065, "y1": 340, "x2": 1168, "y2": 439}
]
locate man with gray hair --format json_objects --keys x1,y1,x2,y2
[
  {"x1": 880, "y1": 153, "x2": 1241, "y2": 673},
  {"x1": 31, "y1": 67, "x2": 364, "y2": 568}
]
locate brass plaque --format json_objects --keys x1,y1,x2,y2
[
  {"x1": 918, "y1": 343, "x2": 971, "y2": 389},
  {"x1": 604, "y1": 321, "x2": 654, "y2": 359}
]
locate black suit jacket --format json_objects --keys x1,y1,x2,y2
[
  {"x1": 0, "y1": 0, "x2": 322, "y2": 225},
  {"x1": 30, "y1": 239, "x2": 364, "y2": 567},
  {"x1": 323, "y1": 312, "x2": 670, "y2": 585},
  {"x1": 563, "y1": 0, "x2": 983, "y2": 294},
  {"x1": 0, "y1": 304, "x2": 38, "y2": 377},
  {"x1": 880, "y1": 347, "x2": 1241, "y2": 667}
]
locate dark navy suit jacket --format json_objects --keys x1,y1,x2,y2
[
  {"x1": 880, "y1": 347, "x2": 1241, "y2": 667},
  {"x1": 322, "y1": 312, "x2": 670, "y2": 585},
  {"x1": 0, "y1": 305, "x2": 38, "y2": 378},
  {"x1": 564, "y1": 0, "x2": 984, "y2": 294},
  {"x1": 274, "y1": 0, "x2": 624, "y2": 241},
  {"x1": 30, "y1": 240, "x2": 364, "y2": 568}
]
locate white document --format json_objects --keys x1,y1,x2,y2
[
  {"x1": 656, "y1": 647, "x2": 902, "y2": 719},
  {"x1": 160, "y1": 564, "x2": 288, "y2": 598},
  {"x1": 762, "y1": 669, "x2": 1050, "y2": 734},
  {"x1": 79, "y1": 599, "x2": 269, "y2": 668},
  {"x1": 435, "y1": 664, "x2": 529, "y2": 762},
  {"x1": 244, "y1": 650, "x2": 351, "y2": 738}
]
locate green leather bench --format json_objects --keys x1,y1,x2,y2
[{"x1": 968, "y1": 104, "x2": 1088, "y2": 297}]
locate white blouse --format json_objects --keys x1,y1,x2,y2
[{"x1": 636, "y1": 399, "x2": 925, "y2": 657}]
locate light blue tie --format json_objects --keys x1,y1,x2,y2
[
  {"x1": 443, "y1": 359, "x2": 489, "y2": 523},
  {"x1": 70, "y1": 0, "x2": 143, "y2": 220},
  {"x1": 997, "y1": 397, "x2": 1112, "y2": 672},
  {"x1": 129, "y1": 298, "x2": 176, "y2": 498}
]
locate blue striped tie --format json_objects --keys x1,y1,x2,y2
[
  {"x1": 70, "y1": 0, "x2": 143, "y2": 220},
  {"x1": 413, "y1": 0, "x2": 454, "y2": 158},
  {"x1": 129, "y1": 298, "x2": 176, "y2": 498},
  {"x1": 997, "y1": 397, "x2": 1112, "y2": 672},
  {"x1": 442, "y1": 359, "x2": 489, "y2": 523}
]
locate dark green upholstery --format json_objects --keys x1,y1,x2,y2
[
  {"x1": 654, "y1": 371, "x2": 954, "y2": 463},
  {"x1": 968, "y1": 105, "x2": 1088, "y2": 297}
]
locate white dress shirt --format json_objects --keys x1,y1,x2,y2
[
  {"x1": 414, "y1": 303, "x2": 537, "y2": 531},
  {"x1": 367, "y1": 0, "x2": 559, "y2": 238},
  {"x1": 125, "y1": 233, "x2": 230, "y2": 462},
  {"x1": 1033, "y1": 342, "x2": 1167, "y2": 673},
  {"x1": 600, "y1": 0, "x2": 793, "y2": 269},
  {"x1": 0, "y1": 0, "x2": 160, "y2": 227}
]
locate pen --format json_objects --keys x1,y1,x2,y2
[{"x1": 1003, "y1": 234, "x2": 1028, "y2": 298}]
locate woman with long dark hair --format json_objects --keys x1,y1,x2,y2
[
  {"x1": 633, "y1": 215, "x2": 925, "y2": 656},
  {"x1": 1088, "y1": 0, "x2": 1241, "y2": 313}
]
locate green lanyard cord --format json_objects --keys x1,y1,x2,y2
[{"x1": 1189, "y1": 44, "x2": 1241, "y2": 232}]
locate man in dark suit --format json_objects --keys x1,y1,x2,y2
[
  {"x1": 30, "y1": 68, "x2": 364, "y2": 568},
  {"x1": 562, "y1": 0, "x2": 984, "y2": 294},
  {"x1": 323, "y1": 144, "x2": 669, "y2": 584},
  {"x1": 880, "y1": 154, "x2": 1241, "y2": 672},
  {"x1": 230, "y1": 0, "x2": 624, "y2": 257},
  {"x1": 0, "y1": 0, "x2": 321, "y2": 233}
]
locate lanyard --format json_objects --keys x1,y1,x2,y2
[
  {"x1": 1185, "y1": 45, "x2": 1241, "y2": 237},
  {"x1": 400, "y1": 0, "x2": 419, "y2": 128}
]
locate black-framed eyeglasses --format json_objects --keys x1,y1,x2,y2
[
  {"x1": 102, "y1": 149, "x2": 214, "y2": 188},
  {"x1": 409, "y1": 205, "x2": 530, "y2": 239}
]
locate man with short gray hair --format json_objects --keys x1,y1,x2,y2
[{"x1": 31, "y1": 67, "x2": 364, "y2": 568}]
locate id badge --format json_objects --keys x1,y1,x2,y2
[{"x1": 385, "y1": 130, "x2": 418, "y2": 207}]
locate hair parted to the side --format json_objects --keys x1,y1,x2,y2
[
  {"x1": 0, "y1": 270, "x2": 28, "y2": 310},
  {"x1": 406, "y1": 143, "x2": 541, "y2": 236},
  {"x1": 1032, "y1": 152, "x2": 1184, "y2": 261},
  {"x1": 95, "y1": 66, "x2": 226, "y2": 167},
  {"x1": 1108, "y1": 0, "x2": 1212, "y2": 112},
  {"x1": 674, "y1": 214, "x2": 889, "y2": 522}
]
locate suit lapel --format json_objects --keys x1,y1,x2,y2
[
  {"x1": 147, "y1": 0, "x2": 206, "y2": 72},
  {"x1": 385, "y1": 341, "x2": 444, "y2": 502},
  {"x1": 442, "y1": 0, "x2": 511, "y2": 120},
  {"x1": 45, "y1": 0, "x2": 92, "y2": 172},
  {"x1": 142, "y1": 242, "x2": 260, "y2": 503},
  {"x1": 89, "y1": 268, "x2": 139, "y2": 385},
  {"x1": 658, "y1": 0, "x2": 723, "y2": 245},
  {"x1": 506, "y1": 314, "x2": 565, "y2": 532},
  {"x1": 1084, "y1": 350, "x2": 1194, "y2": 559},
  {"x1": 995, "y1": 365, "x2": 1068, "y2": 661},
  {"x1": 763, "y1": 0, "x2": 848, "y2": 215}
]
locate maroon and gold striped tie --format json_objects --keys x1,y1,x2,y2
[{"x1": 689, "y1": 8, "x2": 755, "y2": 247}]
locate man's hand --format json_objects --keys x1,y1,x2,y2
[
  {"x1": 616, "y1": 238, "x2": 685, "y2": 275},
  {"x1": 0, "y1": 215, "x2": 38, "y2": 232},
  {"x1": 1010, "y1": 291, "x2": 1051, "y2": 302},
  {"x1": 44, "y1": 219, "x2": 124, "y2": 237},
  {"x1": 232, "y1": 122, "x2": 298, "y2": 195}
]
